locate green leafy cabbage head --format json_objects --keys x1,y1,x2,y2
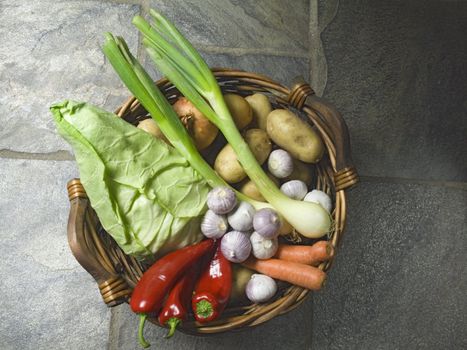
[{"x1": 51, "y1": 100, "x2": 209, "y2": 259}]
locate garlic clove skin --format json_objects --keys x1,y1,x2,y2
[
  {"x1": 303, "y1": 190, "x2": 332, "y2": 213},
  {"x1": 245, "y1": 274, "x2": 277, "y2": 303},
  {"x1": 267, "y1": 149, "x2": 293, "y2": 178},
  {"x1": 207, "y1": 186, "x2": 237, "y2": 214},
  {"x1": 227, "y1": 201, "x2": 256, "y2": 231},
  {"x1": 280, "y1": 180, "x2": 308, "y2": 200},
  {"x1": 201, "y1": 210, "x2": 228, "y2": 239},
  {"x1": 250, "y1": 231, "x2": 278, "y2": 259},
  {"x1": 221, "y1": 231, "x2": 252, "y2": 263},
  {"x1": 253, "y1": 208, "x2": 281, "y2": 239}
]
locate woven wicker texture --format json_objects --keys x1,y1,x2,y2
[{"x1": 66, "y1": 69, "x2": 357, "y2": 334}]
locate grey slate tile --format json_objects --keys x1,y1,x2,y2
[
  {"x1": 109, "y1": 297, "x2": 314, "y2": 350},
  {"x1": 311, "y1": 181, "x2": 467, "y2": 350},
  {"x1": 321, "y1": 1, "x2": 467, "y2": 181},
  {"x1": 149, "y1": 0, "x2": 309, "y2": 54},
  {"x1": 0, "y1": 0, "x2": 139, "y2": 154},
  {"x1": 0, "y1": 159, "x2": 110, "y2": 350}
]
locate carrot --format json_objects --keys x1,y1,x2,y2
[
  {"x1": 274, "y1": 241, "x2": 334, "y2": 266},
  {"x1": 242, "y1": 257, "x2": 326, "y2": 291}
]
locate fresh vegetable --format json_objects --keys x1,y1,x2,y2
[
  {"x1": 304, "y1": 190, "x2": 332, "y2": 213},
  {"x1": 220, "y1": 231, "x2": 252, "y2": 263},
  {"x1": 137, "y1": 118, "x2": 169, "y2": 143},
  {"x1": 230, "y1": 265, "x2": 254, "y2": 303},
  {"x1": 192, "y1": 243, "x2": 232, "y2": 323},
  {"x1": 173, "y1": 97, "x2": 218, "y2": 150},
  {"x1": 158, "y1": 264, "x2": 200, "y2": 338},
  {"x1": 267, "y1": 109, "x2": 324, "y2": 163},
  {"x1": 51, "y1": 101, "x2": 209, "y2": 258},
  {"x1": 207, "y1": 186, "x2": 237, "y2": 214},
  {"x1": 245, "y1": 274, "x2": 277, "y2": 303},
  {"x1": 214, "y1": 128, "x2": 271, "y2": 183},
  {"x1": 274, "y1": 241, "x2": 333, "y2": 266},
  {"x1": 227, "y1": 201, "x2": 255, "y2": 231},
  {"x1": 131, "y1": 239, "x2": 214, "y2": 347},
  {"x1": 201, "y1": 210, "x2": 228, "y2": 239},
  {"x1": 242, "y1": 257, "x2": 326, "y2": 290},
  {"x1": 132, "y1": 11, "x2": 331, "y2": 238},
  {"x1": 253, "y1": 208, "x2": 281, "y2": 239},
  {"x1": 245, "y1": 93, "x2": 272, "y2": 131},
  {"x1": 223, "y1": 93, "x2": 253, "y2": 130},
  {"x1": 239, "y1": 173, "x2": 279, "y2": 202},
  {"x1": 284, "y1": 159, "x2": 313, "y2": 186},
  {"x1": 268, "y1": 149, "x2": 293, "y2": 178},
  {"x1": 280, "y1": 180, "x2": 308, "y2": 200},
  {"x1": 250, "y1": 231, "x2": 278, "y2": 259}
]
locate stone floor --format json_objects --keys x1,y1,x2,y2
[{"x1": 1, "y1": 1, "x2": 466, "y2": 349}]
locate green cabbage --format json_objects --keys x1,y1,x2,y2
[{"x1": 51, "y1": 100, "x2": 209, "y2": 259}]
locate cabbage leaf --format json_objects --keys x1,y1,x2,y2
[{"x1": 51, "y1": 100, "x2": 209, "y2": 258}]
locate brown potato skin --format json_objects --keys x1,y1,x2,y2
[
  {"x1": 245, "y1": 93, "x2": 272, "y2": 131},
  {"x1": 214, "y1": 129, "x2": 271, "y2": 183},
  {"x1": 284, "y1": 159, "x2": 313, "y2": 186},
  {"x1": 224, "y1": 93, "x2": 253, "y2": 130},
  {"x1": 240, "y1": 172, "x2": 280, "y2": 202},
  {"x1": 266, "y1": 109, "x2": 324, "y2": 163}
]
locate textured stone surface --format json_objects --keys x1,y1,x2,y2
[
  {"x1": 312, "y1": 181, "x2": 467, "y2": 349},
  {"x1": 144, "y1": 51, "x2": 309, "y2": 87},
  {"x1": 0, "y1": 159, "x2": 110, "y2": 350},
  {"x1": 109, "y1": 297, "x2": 313, "y2": 350},
  {"x1": 321, "y1": 1, "x2": 467, "y2": 181},
  {"x1": 0, "y1": 0, "x2": 139, "y2": 154},
  {"x1": 149, "y1": 0, "x2": 309, "y2": 54}
]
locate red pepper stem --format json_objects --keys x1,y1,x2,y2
[
  {"x1": 166, "y1": 317, "x2": 181, "y2": 338},
  {"x1": 138, "y1": 313, "x2": 150, "y2": 348},
  {"x1": 195, "y1": 299, "x2": 214, "y2": 320}
]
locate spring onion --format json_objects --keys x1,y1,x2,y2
[{"x1": 132, "y1": 10, "x2": 331, "y2": 237}]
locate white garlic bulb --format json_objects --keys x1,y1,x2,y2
[
  {"x1": 267, "y1": 149, "x2": 293, "y2": 178},
  {"x1": 245, "y1": 274, "x2": 277, "y2": 303},
  {"x1": 227, "y1": 201, "x2": 256, "y2": 231},
  {"x1": 280, "y1": 180, "x2": 308, "y2": 200},
  {"x1": 303, "y1": 190, "x2": 332, "y2": 213},
  {"x1": 250, "y1": 231, "x2": 278, "y2": 259}
]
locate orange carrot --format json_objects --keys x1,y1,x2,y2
[
  {"x1": 274, "y1": 241, "x2": 334, "y2": 266},
  {"x1": 242, "y1": 257, "x2": 326, "y2": 291}
]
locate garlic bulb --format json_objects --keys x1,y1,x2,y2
[
  {"x1": 253, "y1": 208, "x2": 281, "y2": 238},
  {"x1": 267, "y1": 149, "x2": 293, "y2": 178},
  {"x1": 245, "y1": 274, "x2": 277, "y2": 303},
  {"x1": 250, "y1": 231, "x2": 278, "y2": 259},
  {"x1": 207, "y1": 186, "x2": 237, "y2": 214},
  {"x1": 280, "y1": 180, "x2": 308, "y2": 200},
  {"x1": 303, "y1": 190, "x2": 332, "y2": 213},
  {"x1": 221, "y1": 231, "x2": 252, "y2": 263},
  {"x1": 227, "y1": 201, "x2": 256, "y2": 231},
  {"x1": 201, "y1": 210, "x2": 228, "y2": 239}
]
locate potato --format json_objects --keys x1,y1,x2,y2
[
  {"x1": 245, "y1": 93, "x2": 272, "y2": 131},
  {"x1": 224, "y1": 93, "x2": 253, "y2": 130},
  {"x1": 229, "y1": 265, "x2": 254, "y2": 305},
  {"x1": 240, "y1": 172, "x2": 280, "y2": 202},
  {"x1": 284, "y1": 159, "x2": 313, "y2": 186},
  {"x1": 137, "y1": 118, "x2": 169, "y2": 143},
  {"x1": 214, "y1": 129, "x2": 272, "y2": 183},
  {"x1": 267, "y1": 109, "x2": 324, "y2": 163}
]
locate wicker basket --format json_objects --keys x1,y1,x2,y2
[{"x1": 66, "y1": 68, "x2": 358, "y2": 334}]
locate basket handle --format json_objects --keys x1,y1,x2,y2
[
  {"x1": 67, "y1": 179, "x2": 132, "y2": 306},
  {"x1": 288, "y1": 77, "x2": 358, "y2": 191}
]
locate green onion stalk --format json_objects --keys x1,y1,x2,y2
[
  {"x1": 102, "y1": 34, "x2": 268, "y2": 207},
  {"x1": 131, "y1": 10, "x2": 331, "y2": 238}
]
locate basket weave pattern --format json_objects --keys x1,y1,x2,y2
[{"x1": 66, "y1": 69, "x2": 358, "y2": 334}]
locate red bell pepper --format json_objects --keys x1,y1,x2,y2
[
  {"x1": 158, "y1": 264, "x2": 200, "y2": 338},
  {"x1": 192, "y1": 243, "x2": 232, "y2": 323},
  {"x1": 130, "y1": 239, "x2": 214, "y2": 348}
]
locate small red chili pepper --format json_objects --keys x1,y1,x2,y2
[
  {"x1": 192, "y1": 243, "x2": 232, "y2": 323},
  {"x1": 157, "y1": 264, "x2": 200, "y2": 338},
  {"x1": 130, "y1": 239, "x2": 214, "y2": 348}
]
